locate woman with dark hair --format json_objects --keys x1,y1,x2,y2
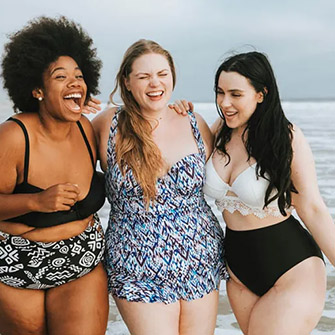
[
  {"x1": 92, "y1": 39, "x2": 228, "y2": 335},
  {"x1": 176, "y1": 51, "x2": 335, "y2": 334},
  {"x1": 0, "y1": 16, "x2": 108, "y2": 334}
]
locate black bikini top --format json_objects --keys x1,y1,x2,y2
[{"x1": 6, "y1": 117, "x2": 105, "y2": 228}]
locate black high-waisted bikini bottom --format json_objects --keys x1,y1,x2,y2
[{"x1": 225, "y1": 215, "x2": 324, "y2": 296}]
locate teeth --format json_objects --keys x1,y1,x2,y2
[
  {"x1": 147, "y1": 91, "x2": 163, "y2": 97},
  {"x1": 64, "y1": 93, "x2": 82, "y2": 99}
]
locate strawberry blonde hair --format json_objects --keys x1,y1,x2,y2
[{"x1": 110, "y1": 39, "x2": 176, "y2": 205}]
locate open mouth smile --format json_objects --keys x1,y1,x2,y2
[
  {"x1": 63, "y1": 93, "x2": 83, "y2": 111},
  {"x1": 146, "y1": 90, "x2": 164, "y2": 98}
]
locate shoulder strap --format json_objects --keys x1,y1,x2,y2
[
  {"x1": 76, "y1": 121, "x2": 95, "y2": 168},
  {"x1": 110, "y1": 106, "x2": 122, "y2": 135},
  {"x1": 188, "y1": 111, "x2": 206, "y2": 156},
  {"x1": 7, "y1": 117, "x2": 30, "y2": 182}
]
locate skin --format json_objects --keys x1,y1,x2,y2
[
  {"x1": 0, "y1": 56, "x2": 108, "y2": 335},
  {"x1": 174, "y1": 70, "x2": 334, "y2": 334},
  {"x1": 92, "y1": 52, "x2": 220, "y2": 335}
]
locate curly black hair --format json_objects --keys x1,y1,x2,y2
[
  {"x1": 1, "y1": 16, "x2": 102, "y2": 113},
  {"x1": 214, "y1": 52, "x2": 297, "y2": 216}
]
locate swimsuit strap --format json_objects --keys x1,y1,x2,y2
[
  {"x1": 188, "y1": 111, "x2": 206, "y2": 157},
  {"x1": 110, "y1": 106, "x2": 122, "y2": 138},
  {"x1": 76, "y1": 121, "x2": 95, "y2": 168},
  {"x1": 107, "y1": 107, "x2": 122, "y2": 164},
  {"x1": 7, "y1": 117, "x2": 30, "y2": 183}
]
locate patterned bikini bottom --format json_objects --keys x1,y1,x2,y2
[{"x1": 0, "y1": 214, "x2": 105, "y2": 290}]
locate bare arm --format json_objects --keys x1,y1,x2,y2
[
  {"x1": 291, "y1": 125, "x2": 335, "y2": 266},
  {"x1": 91, "y1": 106, "x2": 118, "y2": 171}
]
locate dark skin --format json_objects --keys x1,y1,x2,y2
[{"x1": 0, "y1": 56, "x2": 108, "y2": 335}]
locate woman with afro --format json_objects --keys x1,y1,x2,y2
[{"x1": 0, "y1": 16, "x2": 108, "y2": 334}]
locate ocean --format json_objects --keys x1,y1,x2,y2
[{"x1": 0, "y1": 101, "x2": 334, "y2": 334}]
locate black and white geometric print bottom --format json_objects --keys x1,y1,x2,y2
[{"x1": 0, "y1": 214, "x2": 105, "y2": 290}]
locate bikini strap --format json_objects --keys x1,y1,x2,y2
[
  {"x1": 188, "y1": 111, "x2": 206, "y2": 157},
  {"x1": 7, "y1": 117, "x2": 30, "y2": 183},
  {"x1": 76, "y1": 121, "x2": 95, "y2": 168}
]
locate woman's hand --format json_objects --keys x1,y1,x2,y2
[
  {"x1": 34, "y1": 183, "x2": 80, "y2": 212},
  {"x1": 168, "y1": 99, "x2": 194, "y2": 116},
  {"x1": 82, "y1": 97, "x2": 102, "y2": 114}
]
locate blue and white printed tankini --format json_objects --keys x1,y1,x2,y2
[{"x1": 104, "y1": 110, "x2": 228, "y2": 304}]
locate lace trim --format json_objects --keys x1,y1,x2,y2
[{"x1": 215, "y1": 197, "x2": 292, "y2": 219}]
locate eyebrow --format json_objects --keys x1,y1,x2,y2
[
  {"x1": 217, "y1": 87, "x2": 245, "y2": 92},
  {"x1": 134, "y1": 69, "x2": 169, "y2": 77},
  {"x1": 50, "y1": 66, "x2": 81, "y2": 75}
]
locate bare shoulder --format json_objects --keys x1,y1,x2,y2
[
  {"x1": 211, "y1": 117, "x2": 223, "y2": 136},
  {"x1": 290, "y1": 123, "x2": 315, "y2": 173},
  {"x1": 0, "y1": 116, "x2": 26, "y2": 149},
  {"x1": 291, "y1": 124, "x2": 309, "y2": 151},
  {"x1": 193, "y1": 112, "x2": 214, "y2": 157},
  {"x1": 0, "y1": 117, "x2": 26, "y2": 190},
  {"x1": 78, "y1": 115, "x2": 96, "y2": 147},
  {"x1": 92, "y1": 106, "x2": 118, "y2": 131},
  {"x1": 194, "y1": 112, "x2": 210, "y2": 133}
]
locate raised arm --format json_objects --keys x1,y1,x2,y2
[{"x1": 291, "y1": 125, "x2": 335, "y2": 266}]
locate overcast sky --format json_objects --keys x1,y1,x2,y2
[{"x1": 1, "y1": 0, "x2": 334, "y2": 104}]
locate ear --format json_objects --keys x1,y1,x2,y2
[
  {"x1": 32, "y1": 88, "x2": 44, "y2": 101},
  {"x1": 124, "y1": 76, "x2": 131, "y2": 92},
  {"x1": 257, "y1": 87, "x2": 267, "y2": 103}
]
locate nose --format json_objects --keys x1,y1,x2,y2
[
  {"x1": 217, "y1": 94, "x2": 231, "y2": 108},
  {"x1": 149, "y1": 75, "x2": 159, "y2": 87},
  {"x1": 67, "y1": 76, "x2": 82, "y2": 87}
]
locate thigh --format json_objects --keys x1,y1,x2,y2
[
  {"x1": 248, "y1": 257, "x2": 326, "y2": 335},
  {"x1": 114, "y1": 296, "x2": 180, "y2": 335},
  {"x1": 0, "y1": 282, "x2": 46, "y2": 335},
  {"x1": 226, "y1": 269, "x2": 259, "y2": 335},
  {"x1": 46, "y1": 263, "x2": 108, "y2": 335},
  {"x1": 179, "y1": 289, "x2": 220, "y2": 335}
]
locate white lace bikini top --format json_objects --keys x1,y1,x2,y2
[{"x1": 203, "y1": 155, "x2": 291, "y2": 218}]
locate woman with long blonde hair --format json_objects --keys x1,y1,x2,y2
[{"x1": 93, "y1": 39, "x2": 228, "y2": 335}]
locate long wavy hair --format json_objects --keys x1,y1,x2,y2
[
  {"x1": 110, "y1": 39, "x2": 176, "y2": 205},
  {"x1": 214, "y1": 52, "x2": 297, "y2": 215}
]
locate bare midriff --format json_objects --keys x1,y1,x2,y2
[
  {"x1": 223, "y1": 210, "x2": 289, "y2": 231},
  {"x1": 0, "y1": 214, "x2": 93, "y2": 242}
]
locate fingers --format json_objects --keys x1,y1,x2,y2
[
  {"x1": 58, "y1": 183, "x2": 80, "y2": 204},
  {"x1": 39, "y1": 183, "x2": 81, "y2": 212},
  {"x1": 168, "y1": 99, "x2": 191, "y2": 116},
  {"x1": 82, "y1": 97, "x2": 102, "y2": 114}
]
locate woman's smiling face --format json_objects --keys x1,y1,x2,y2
[
  {"x1": 125, "y1": 52, "x2": 174, "y2": 114},
  {"x1": 216, "y1": 70, "x2": 264, "y2": 132},
  {"x1": 38, "y1": 56, "x2": 87, "y2": 121}
]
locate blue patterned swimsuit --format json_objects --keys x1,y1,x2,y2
[{"x1": 104, "y1": 110, "x2": 228, "y2": 304}]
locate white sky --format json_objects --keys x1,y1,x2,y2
[{"x1": 1, "y1": 0, "x2": 334, "y2": 103}]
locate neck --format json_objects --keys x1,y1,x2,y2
[
  {"x1": 141, "y1": 106, "x2": 169, "y2": 122},
  {"x1": 233, "y1": 124, "x2": 248, "y2": 137},
  {"x1": 38, "y1": 113, "x2": 73, "y2": 141}
]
